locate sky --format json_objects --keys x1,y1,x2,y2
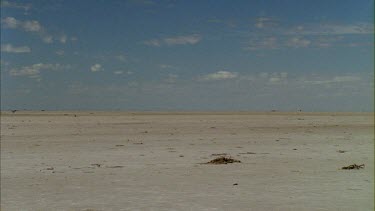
[{"x1": 1, "y1": 0, "x2": 374, "y2": 111}]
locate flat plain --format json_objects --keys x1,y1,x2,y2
[{"x1": 1, "y1": 111, "x2": 373, "y2": 210}]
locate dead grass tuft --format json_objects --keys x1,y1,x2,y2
[
  {"x1": 206, "y1": 156, "x2": 241, "y2": 164},
  {"x1": 341, "y1": 164, "x2": 364, "y2": 170}
]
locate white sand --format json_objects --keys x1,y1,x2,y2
[{"x1": 1, "y1": 111, "x2": 373, "y2": 210}]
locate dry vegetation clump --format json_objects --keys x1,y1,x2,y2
[
  {"x1": 206, "y1": 156, "x2": 241, "y2": 164},
  {"x1": 341, "y1": 164, "x2": 364, "y2": 170}
]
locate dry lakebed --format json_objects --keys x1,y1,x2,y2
[{"x1": 1, "y1": 111, "x2": 373, "y2": 210}]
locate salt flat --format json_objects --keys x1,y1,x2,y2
[{"x1": 1, "y1": 111, "x2": 373, "y2": 210}]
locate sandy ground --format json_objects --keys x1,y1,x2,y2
[{"x1": 1, "y1": 111, "x2": 373, "y2": 211}]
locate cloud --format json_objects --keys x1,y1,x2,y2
[
  {"x1": 244, "y1": 20, "x2": 373, "y2": 51},
  {"x1": 164, "y1": 34, "x2": 202, "y2": 45},
  {"x1": 245, "y1": 37, "x2": 279, "y2": 50},
  {"x1": 42, "y1": 35, "x2": 53, "y2": 43},
  {"x1": 114, "y1": 71, "x2": 123, "y2": 75},
  {"x1": 159, "y1": 64, "x2": 175, "y2": 69},
  {"x1": 55, "y1": 50, "x2": 64, "y2": 55},
  {"x1": 1, "y1": 17, "x2": 18, "y2": 28},
  {"x1": 90, "y1": 64, "x2": 102, "y2": 72},
  {"x1": 1, "y1": 17, "x2": 72, "y2": 44},
  {"x1": 143, "y1": 39, "x2": 161, "y2": 47},
  {"x1": 289, "y1": 23, "x2": 374, "y2": 35},
  {"x1": 2, "y1": 17, "x2": 50, "y2": 43},
  {"x1": 2, "y1": 17, "x2": 42, "y2": 32},
  {"x1": 269, "y1": 77, "x2": 280, "y2": 83},
  {"x1": 258, "y1": 72, "x2": 268, "y2": 78},
  {"x1": 113, "y1": 70, "x2": 133, "y2": 75},
  {"x1": 1, "y1": 1, "x2": 31, "y2": 12},
  {"x1": 254, "y1": 17, "x2": 278, "y2": 29},
  {"x1": 115, "y1": 54, "x2": 127, "y2": 62},
  {"x1": 286, "y1": 37, "x2": 311, "y2": 48},
  {"x1": 9, "y1": 63, "x2": 65, "y2": 80},
  {"x1": 245, "y1": 36, "x2": 331, "y2": 50},
  {"x1": 303, "y1": 75, "x2": 361, "y2": 85},
  {"x1": 59, "y1": 35, "x2": 67, "y2": 43},
  {"x1": 313, "y1": 36, "x2": 343, "y2": 48},
  {"x1": 246, "y1": 35, "x2": 358, "y2": 50},
  {"x1": 1, "y1": 44, "x2": 31, "y2": 53},
  {"x1": 207, "y1": 18, "x2": 238, "y2": 28},
  {"x1": 332, "y1": 76, "x2": 361, "y2": 82},
  {"x1": 164, "y1": 73, "x2": 178, "y2": 83},
  {"x1": 200, "y1": 71, "x2": 238, "y2": 81},
  {"x1": 23, "y1": 20, "x2": 42, "y2": 32},
  {"x1": 144, "y1": 34, "x2": 202, "y2": 47},
  {"x1": 267, "y1": 72, "x2": 288, "y2": 84}
]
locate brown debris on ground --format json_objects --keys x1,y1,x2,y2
[
  {"x1": 341, "y1": 164, "x2": 364, "y2": 170},
  {"x1": 205, "y1": 156, "x2": 241, "y2": 164}
]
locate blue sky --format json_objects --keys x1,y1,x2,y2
[{"x1": 1, "y1": 0, "x2": 374, "y2": 111}]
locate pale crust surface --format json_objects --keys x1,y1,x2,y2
[{"x1": 1, "y1": 112, "x2": 374, "y2": 210}]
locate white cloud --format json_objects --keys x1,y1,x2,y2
[
  {"x1": 143, "y1": 39, "x2": 161, "y2": 47},
  {"x1": 144, "y1": 34, "x2": 202, "y2": 47},
  {"x1": 42, "y1": 35, "x2": 53, "y2": 43},
  {"x1": 236, "y1": 72, "x2": 289, "y2": 84},
  {"x1": 1, "y1": 1, "x2": 31, "y2": 12},
  {"x1": 254, "y1": 17, "x2": 278, "y2": 29},
  {"x1": 267, "y1": 72, "x2": 288, "y2": 84},
  {"x1": 200, "y1": 71, "x2": 238, "y2": 81},
  {"x1": 303, "y1": 75, "x2": 362, "y2": 85},
  {"x1": 2, "y1": 17, "x2": 50, "y2": 42},
  {"x1": 255, "y1": 22, "x2": 264, "y2": 29},
  {"x1": 56, "y1": 50, "x2": 64, "y2": 55},
  {"x1": 10, "y1": 66, "x2": 40, "y2": 77},
  {"x1": 164, "y1": 73, "x2": 178, "y2": 83},
  {"x1": 245, "y1": 37, "x2": 279, "y2": 50},
  {"x1": 2, "y1": 17, "x2": 42, "y2": 32},
  {"x1": 164, "y1": 34, "x2": 202, "y2": 45},
  {"x1": 114, "y1": 71, "x2": 123, "y2": 75},
  {"x1": 289, "y1": 23, "x2": 374, "y2": 35},
  {"x1": 113, "y1": 70, "x2": 133, "y2": 75},
  {"x1": 1, "y1": 17, "x2": 19, "y2": 28},
  {"x1": 9, "y1": 63, "x2": 65, "y2": 79},
  {"x1": 269, "y1": 77, "x2": 281, "y2": 83},
  {"x1": 1, "y1": 44, "x2": 31, "y2": 53},
  {"x1": 245, "y1": 21, "x2": 373, "y2": 51},
  {"x1": 313, "y1": 36, "x2": 343, "y2": 48},
  {"x1": 259, "y1": 72, "x2": 269, "y2": 78},
  {"x1": 115, "y1": 54, "x2": 127, "y2": 62},
  {"x1": 1, "y1": 17, "x2": 72, "y2": 44},
  {"x1": 280, "y1": 72, "x2": 288, "y2": 78},
  {"x1": 245, "y1": 36, "x2": 313, "y2": 50},
  {"x1": 90, "y1": 64, "x2": 102, "y2": 72},
  {"x1": 207, "y1": 18, "x2": 237, "y2": 28},
  {"x1": 59, "y1": 35, "x2": 67, "y2": 43},
  {"x1": 332, "y1": 76, "x2": 361, "y2": 83},
  {"x1": 23, "y1": 20, "x2": 42, "y2": 32},
  {"x1": 286, "y1": 37, "x2": 311, "y2": 48},
  {"x1": 159, "y1": 64, "x2": 175, "y2": 69}
]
